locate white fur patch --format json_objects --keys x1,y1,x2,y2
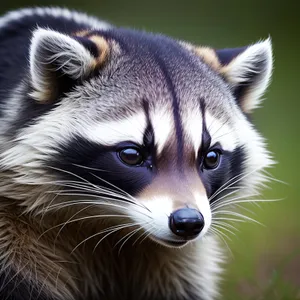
[
  {"x1": 129, "y1": 190, "x2": 212, "y2": 243},
  {"x1": 235, "y1": 114, "x2": 274, "y2": 192},
  {"x1": 83, "y1": 112, "x2": 147, "y2": 146},
  {"x1": 194, "y1": 192, "x2": 212, "y2": 237},
  {"x1": 182, "y1": 108, "x2": 203, "y2": 155},
  {"x1": 138, "y1": 196, "x2": 174, "y2": 240},
  {"x1": 150, "y1": 107, "x2": 174, "y2": 155},
  {"x1": 206, "y1": 111, "x2": 238, "y2": 152}
]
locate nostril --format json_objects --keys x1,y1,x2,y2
[{"x1": 169, "y1": 208, "x2": 204, "y2": 239}]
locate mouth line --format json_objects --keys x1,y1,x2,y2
[{"x1": 160, "y1": 239, "x2": 188, "y2": 247}]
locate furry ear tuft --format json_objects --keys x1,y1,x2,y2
[
  {"x1": 218, "y1": 38, "x2": 273, "y2": 113},
  {"x1": 29, "y1": 28, "x2": 98, "y2": 102},
  {"x1": 193, "y1": 38, "x2": 273, "y2": 113}
]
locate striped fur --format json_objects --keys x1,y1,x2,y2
[{"x1": 0, "y1": 7, "x2": 274, "y2": 300}]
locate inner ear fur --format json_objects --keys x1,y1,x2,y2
[
  {"x1": 29, "y1": 28, "x2": 109, "y2": 103},
  {"x1": 193, "y1": 38, "x2": 273, "y2": 113}
]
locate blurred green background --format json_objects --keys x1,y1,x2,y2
[{"x1": 1, "y1": 1, "x2": 298, "y2": 299}]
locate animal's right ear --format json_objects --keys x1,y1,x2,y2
[{"x1": 29, "y1": 28, "x2": 109, "y2": 102}]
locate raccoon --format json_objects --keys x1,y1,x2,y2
[{"x1": 0, "y1": 7, "x2": 274, "y2": 300}]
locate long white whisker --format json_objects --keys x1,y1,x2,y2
[
  {"x1": 117, "y1": 226, "x2": 145, "y2": 255},
  {"x1": 210, "y1": 228, "x2": 233, "y2": 258},
  {"x1": 54, "y1": 204, "x2": 97, "y2": 247},
  {"x1": 38, "y1": 214, "x2": 132, "y2": 240},
  {"x1": 211, "y1": 194, "x2": 263, "y2": 211},
  {"x1": 212, "y1": 220, "x2": 240, "y2": 231},
  {"x1": 139, "y1": 226, "x2": 156, "y2": 245},
  {"x1": 211, "y1": 191, "x2": 259, "y2": 208},
  {"x1": 211, "y1": 223, "x2": 236, "y2": 236},
  {"x1": 212, "y1": 198, "x2": 283, "y2": 212},
  {"x1": 209, "y1": 166, "x2": 265, "y2": 202},
  {"x1": 212, "y1": 217, "x2": 246, "y2": 223},
  {"x1": 213, "y1": 211, "x2": 264, "y2": 226},
  {"x1": 90, "y1": 172, "x2": 151, "y2": 213},
  {"x1": 261, "y1": 170, "x2": 288, "y2": 186},
  {"x1": 91, "y1": 222, "x2": 146, "y2": 253},
  {"x1": 80, "y1": 223, "x2": 138, "y2": 254},
  {"x1": 44, "y1": 195, "x2": 141, "y2": 210},
  {"x1": 41, "y1": 198, "x2": 151, "y2": 220},
  {"x1": 48, "y1": 167, "x2": 146, "y2": 210}
]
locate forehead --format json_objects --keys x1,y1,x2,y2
[
  {"x1": 56, "y1": 29, "x2": 243, "y2": 154},
  {"x1": 80, "y1": 28, "x2": 236, "y2": 120}
]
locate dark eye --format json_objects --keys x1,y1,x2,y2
[
  {"x1": 119, "y1": 148, "x2": 144, "y2": 166},
  {"x1": 203, "y1": 150, "x2": 221, "y2": 169}
]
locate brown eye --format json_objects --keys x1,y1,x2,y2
[
  {"x1": 119, "y1": 148, "x2": 144, "y2": 166},
  {"x1": 203, "y1": 150, "x2": 220, "y2": 169}
]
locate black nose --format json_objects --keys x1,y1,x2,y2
[{"x1": 169, "y1": 208, "x2": 204, "y2": 239}]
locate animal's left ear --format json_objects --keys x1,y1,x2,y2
[
  {"x1": 217, "y1": 38, "x2": 273, "y2": 113},
  {"x1": 194, "y1": 38, "x2": 273, "y2": 113}
]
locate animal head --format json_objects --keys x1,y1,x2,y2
[{"x1": 0, "y1": 27, "x2": 273, "y2": 247}]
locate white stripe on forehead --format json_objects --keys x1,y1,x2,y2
[
  {"x1": 182, "y1": 108, "x2": 203, "y2": 154},
  {"x1": 182, "y1": 108, "x2": 238, "y2": 154},
  {"x1": 150, "y1": 106, "x2": 174, "y2": 155},
  {"x1": 84, "y1": 112, "x2": 147, "y2": 145},
  {"x1": 205, "y1": 111, "x2": 238, "y2": 151}
]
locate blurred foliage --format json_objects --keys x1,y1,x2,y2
[{"x1": 0, "y1": 0, "x2": 299, "y2": 299}]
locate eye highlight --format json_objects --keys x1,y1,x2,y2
[
  {"x1": 203, "y1": 150, "x2": 221, "y2": 169},
  {"x1": 119, "y1": 148, "x2": 144, "y2": 166}
]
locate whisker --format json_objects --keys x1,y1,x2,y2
[
  {"x1": 211, "y1": 194, "x2": 262, "y2": 210},
  {"x1": 211, "y1": 223, "x2": 236, "y2": 236},
  {"x1": 40, "y1": 198, "x2": 152, "y2": 220},
  {"x1": 212, "y1": 210, "x2": 264, "y2": 226},
  {"x1": 38, "y1": 214, "x2": 132, "y2": 240},
  {"x1": 212, "y1": 198, "x2": 283, "y2": 212},
  {"x1": 209, "y1": 228, "x2": 233, "y2": 258},
  {"x1": 139, "y1": 226, "x2": 156, "y2": 245},
  {"x1": 209, "y1": 166, "x2": 265, "y2": 203},
  {"x1": 212, "y1": 220, "x2": 240, "y2": 231},
  {"x1": 91, "y1": 222, "x2": 145, "y2": 253},
  {"x1": 261, "y1": 170, "x2": 288, "y2": 186},
  {"x1": 53, "y1": 203, "x2": 97, "y2": 247},
  {"x1": 211, "y1": 191, "x2": 259, "y2": 208},
  {"x1": 133, "y1": 226, "x2": 152, "y2": 245},
  {"x1": 70, "y1": 222, "x2": 136, "y2": 254},
  {"x1": 212, "y1": 217, "x2": 246, "y2": 223},
  {"x1": 45, "y1": 181, "x2": 135, "y2": 201},
  {"x1": 44, "y1": 195, "x2": 139, "y2": 210},
  {"x1": 117, "y1": 226, "x2": 144, "y2": 255},
  {"x1": 90, "y1": 172, "x2": 151, "y2": 213},
  {"x1": 47, "y1": 166, "x2": 138, "y2": 203}
]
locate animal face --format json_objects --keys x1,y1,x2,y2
[{"x1": 0, "y1": 27, "x2": 273, "y2": 248}]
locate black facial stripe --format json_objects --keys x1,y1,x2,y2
[
  {"x1": 150, "y1": 52, "x2": 184, "y2": 171},
  {"x1": 142, "y1": 100, "x2": 155, "y2": 148},
  {"x1": 200, "y1": 146, "x2": 246, "y2": 201},
  {"x1": 51, "y1": 136, "x2": 154, "y2": 196},
  {"x1": 199, "y1": 99, "x2": 212, "y2": 156}
]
